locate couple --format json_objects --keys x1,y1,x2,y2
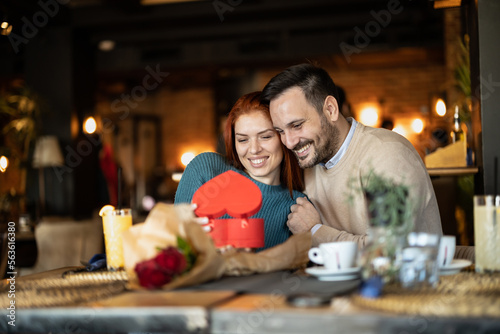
[{"x1": 175, "y1": 63, "x2": 442, "y2": 250}]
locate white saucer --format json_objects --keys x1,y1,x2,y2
[
  {"x1": 439, "y1": 259, "x2": 472, "y2": 276},
  {"x1": 317, "y1": 274, "x2": 360, "y2": 282},
  {"x1": 305, "y1": 266, "x2": 361, "y2": 281}
]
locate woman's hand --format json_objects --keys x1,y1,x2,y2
[
  {"x1": 191, "y1": 203, "x2": 212, "y2": 232},
  {"x1": 287, "y1": 197, "x2": 320, "y2": 234}
]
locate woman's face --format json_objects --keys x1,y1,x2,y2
[{"x1": 234, "y1": 111, "x2": 283, "y2": 185}]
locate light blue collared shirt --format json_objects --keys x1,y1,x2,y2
[
  {"x1": 322, "y1": 117, "x2": 358, "y2": 170},
  {"x1": 311, "y1": 117, "x2": 357, "y2": 235}
]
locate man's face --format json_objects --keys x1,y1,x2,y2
[{"x1": 270, "y1": 87, "x2": 340, "y2": 168}]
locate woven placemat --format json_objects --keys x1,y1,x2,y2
[
  {"x1": 352, "y1": 273, "x2": 500, "y2": 317},
  {"x1": 0, "y1": 271, "x2": 129, "y2": 309}
]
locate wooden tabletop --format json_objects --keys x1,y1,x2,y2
[{"x1": 3, "y1": 268, "x2": 500, "y2": 334}]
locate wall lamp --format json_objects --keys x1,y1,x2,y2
[{"x1": 1, "y1": 16, "x2": 12, "y2": 36}]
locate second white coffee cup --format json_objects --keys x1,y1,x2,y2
[
  {"x1": 437, "y1": 235, "x2": 456, "y2": 268},
  {"x1": 308, "y1": 241, "x2": 357, "y2": 271}
]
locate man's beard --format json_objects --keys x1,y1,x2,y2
[{"x1": 294, "y1": 116, "x2": 340, "y2": 169}]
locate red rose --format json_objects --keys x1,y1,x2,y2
[
  {"x1": 153, "y1": 247, "x2": 187, "y2": 275},
  {"x1": 134, "y1": 245, "x2": 192, "y2": 289},
  {"x1": 135, "y1": 258, "x2": 173, "y2": 289}
]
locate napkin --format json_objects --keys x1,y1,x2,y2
[{"x1": 85, "y1": 253, "x2": 107, "y2": 271}]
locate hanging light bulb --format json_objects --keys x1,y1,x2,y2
[
  {"x1": 359, "y1": 107, "x2": 379, "y2": 127},
  {"x1": 435, "y1": 99, "x2": 446, "y2": 117},
  {"x1": 0, "y1": 156, "x2": 8, "y2": 172},
  {"x1": 411, "y1": 118, "x2": 424, "y2": 134},
  {"x1": 84, "y1": 116, "x2": 97, "y2": 134},
  {"x1": 181, "y1": 152, "x2": 195, "y2": 167}
]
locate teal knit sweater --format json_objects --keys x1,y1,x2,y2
[{"x1": 174, "y1": 152, "x2": 305, "y2": 251}]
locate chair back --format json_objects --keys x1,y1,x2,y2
[{"x1": 0, "y1": 232, "x2": 9, "y2": 279}]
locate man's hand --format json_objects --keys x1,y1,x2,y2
[{"x1": 287, "y1": 197, "x2": 321, "y2": 234}]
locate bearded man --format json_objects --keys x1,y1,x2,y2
[{"x1": 261, "y1": 63, "x2": 442, "y2": 248}]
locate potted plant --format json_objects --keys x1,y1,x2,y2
[
  {"x1": 353, "y1": 169, "x2": 415, "y2": 284},
  {"x1": 363, "y1": 170, "x2": 413, "y2": 232},
  {"x1": 0, "y1": 82, "x2": 43, "y2": 222}
]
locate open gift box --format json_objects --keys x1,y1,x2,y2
[{"x1": 192, "y1": 170, "x2": 265, "y2": 249}]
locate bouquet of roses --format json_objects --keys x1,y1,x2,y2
[
  {"x1": 122, "y1": 203, "x2": 227, "y2": 290},
  {"x1": 134, "y1": 237, "x2": 196, "y2": 289}
]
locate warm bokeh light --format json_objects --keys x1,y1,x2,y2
[
  {"x1": 98, "y1": 40, "x2": 116, "y2": 52},
  {"x1": 142, "y1": 195, "x2": 156, "y2": 211},
  {"x1": 411, "y1": 118, "x2": 424, "y2": 134},
  {"x1": 181, "y1": 152, "x2": 195, "y2": 167},
  {"x1": 84, "y1": 117, "x2": 97, "y2": 134},
  {"x1": 359, "y1": 107, "x2": 379, "y2": 126},
  {"x1": 172, "y1": 172, "x2": 183, "y2": 182},
  {"x1": 0, "y1": 156, "x2": 8, "y2": 172},
  {"x1": 0, "y1": 21, "x2": 12, "y2": 36},
  {"x1": 435, "y1": 99, "x2": 446, "y2": 117},
  {"x1": 393, "y1": 125, "x2": 407, "y2": 137}
]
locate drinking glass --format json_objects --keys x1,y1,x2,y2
[
  {"x1": 399, "y1": 232, "x2": 441, "y2": 289},
  {"x1": 102, "y1": 208, "x2": 133, "y2": 271},
  {"x1": 474, "y1": 195, "x2": 500, "y2": 273}
]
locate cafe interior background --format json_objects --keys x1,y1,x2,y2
[{"x1": 0, "y1": 0, "x2": 499, "y2": 273}]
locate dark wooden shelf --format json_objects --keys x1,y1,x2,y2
[{"x1": 427, "y1": 167, "x2": 479, "y2": 177}]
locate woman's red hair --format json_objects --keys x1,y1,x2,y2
[{"x1": 224, "y1": 91, "x2": 304, "y2": 196}]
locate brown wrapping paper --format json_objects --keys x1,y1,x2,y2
[{"x1": 122, "y1": 203, "x2": 311, "y2": 290}]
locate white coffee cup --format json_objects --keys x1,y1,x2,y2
[
  {"x1": 308, "y1": 241, "x2": 357, "y2": 271},
  {"x1": 437, "y1": 235, "x2": 456, "y2": 268}
]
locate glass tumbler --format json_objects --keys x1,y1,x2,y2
[
  {"x1": 102, "y1": 208, "x2": 133, "y2": 271},
  {"x1": 399, "y1": 232, "x2": 441, "y2": 289},
  {"x1": 474, "y1": 195, "x2": 500, "y2": 273}
]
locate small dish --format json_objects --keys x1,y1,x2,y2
[
  {"x1": 316, "y1": 274, "x2": 360, "y2": 282},
  {"x1": 439, "y1": 259, "x2": 472, "y2": 276},
  {"x1": 305, "y1": 266, "x2": 361, "y2": 281}
]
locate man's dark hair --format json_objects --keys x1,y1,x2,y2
[{"x1": 261, "y1": 63, "x2": 341, "y2": 113}]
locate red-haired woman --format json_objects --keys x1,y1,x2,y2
[{"x1": 175, "y1": 91, "x2": 305, "y2": 251}]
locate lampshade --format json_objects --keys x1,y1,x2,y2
[{"x1": 32, "y1": 136, "x2": 64, "y2": 168}]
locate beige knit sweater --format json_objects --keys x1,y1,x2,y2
[{"x1": 305, "y1": 123, "x2": 442, "y2": 248}]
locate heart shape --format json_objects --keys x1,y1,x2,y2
[{"x1": 192, "y1": 170, "x2": 262, "y2": 219}]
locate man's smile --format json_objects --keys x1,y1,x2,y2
[{"x1": 294, "y1": 143, "x2": 312, "y2": 157}]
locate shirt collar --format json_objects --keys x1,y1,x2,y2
[{"x1": 322, "y1": 117, "x2": 357, "y2": 170}]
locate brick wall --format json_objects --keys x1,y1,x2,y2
[{"x1": 157, "y1": 87, "x2": 216, "y2": 172}]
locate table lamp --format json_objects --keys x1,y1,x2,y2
[{"x1": 32, "y1": 136, "x2": 64, "y2": 216}]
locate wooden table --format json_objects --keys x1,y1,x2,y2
[
  {"x1": 211, "y1": 293, "x2": 500, "y2": 334},
  {"x1": 2, "y1": 268, "x2": 500, "y2": 334},
  {"x1": 12, "y1": 290, "x2": 235, "y2": 333}
]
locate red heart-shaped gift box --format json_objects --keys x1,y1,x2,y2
[{"x1": 192, "y1": 170, "x2": 264, "y2": 248}]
